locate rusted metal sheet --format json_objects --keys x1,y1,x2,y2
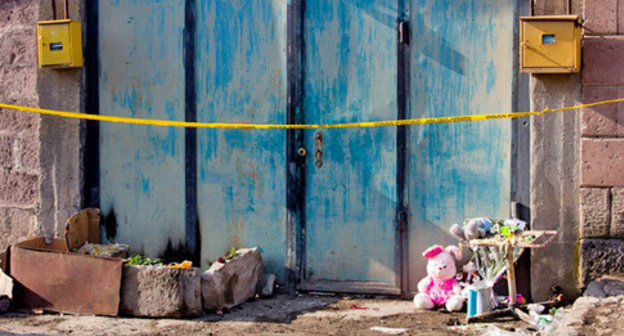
[
  {"x1": 407, "y1": 0, "x2": 516, "y2": 292},
  {"x1": 10, "y1": 243, "x2": 122, "y2": 316}
]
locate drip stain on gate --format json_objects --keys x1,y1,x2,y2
[{"x1": 101, "y1": 208, "x2": 118, "y2": 241}]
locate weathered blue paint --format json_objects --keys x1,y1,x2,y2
[
  {"x1": 95, "y1": 0, "x2": 518, "y2": 293},
  {"x1": 303, "y1": 0, "x2": 399, "y2": 284},
  {"x1": 195, "y1": 1, "x2": 288, "y2": 279},
  {"x1": 407, "y1": 0, "x2": 516, "y2": 291},
  {"x1": 99, "y1": 0, "x2": 186, "y2": 256}
]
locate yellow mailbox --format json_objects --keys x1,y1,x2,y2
[
  {"x1": 37, "y1": 19, "x2": 83, "y2": 68},
  {"x1": 519, "y1": 15, "x2": 581, "y2": 73}
]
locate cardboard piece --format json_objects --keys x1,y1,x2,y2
[
  {"x1": 9, "y1": 237, "x2": 122, "y2": 316},
  {"x1": 65, "y1": 208, "x2": 100, "y2": 250}
]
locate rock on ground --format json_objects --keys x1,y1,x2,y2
[
  {"x1": 553, "y1": 276, "x2": 624, "y2": 335},
  {"x1": 120, "y1": 265, "x2": 202, "y2": 318},
  {"x1": 257, "y1": 274, "x2": 276, "y2": 298},
  {"x1": 202, "y1": 248, "x2": 263, "y2": 311}
]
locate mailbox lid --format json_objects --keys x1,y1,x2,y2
[{"x1": 520, "y1": 15, "x2": 581, "y2": 73}]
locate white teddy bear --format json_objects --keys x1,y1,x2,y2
[{"x1": 413, "y1": 245, "x2": 464, "y2": 312}]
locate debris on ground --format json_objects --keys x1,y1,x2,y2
[
  {"x1": 201, "y1": 247, "x2": 264, "y2": 311},
  {"x1": 369, "y1": 326, "x2": 408, "y2": 334},
  {"x1": 0, "y1": 268, "x2": 12, "y2": 313},
  {"x1": 257, "y1": 274, "x2": 276, "y2": 298}
]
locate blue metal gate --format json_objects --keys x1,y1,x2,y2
[{"x1": 95, "y1": 0, "x2": 517, "y2": 294}]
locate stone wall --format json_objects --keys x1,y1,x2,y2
[
  {"x1": 579, "y1": 0, "x2": 624, "y2": 284},
  {"x1": 0, "y1": 0, "x2": 84, "y2": 252},
  {"x1": 0, "y1": 0, "x2": 40, "y2": 252}
]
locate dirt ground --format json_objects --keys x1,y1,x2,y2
[{"x1": 0, "y1": 294, "x2": 529, "y2": 336}]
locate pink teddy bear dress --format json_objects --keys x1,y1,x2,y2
[{"x1": 424, "y1": 277, "x2": 458, "y2": 305}]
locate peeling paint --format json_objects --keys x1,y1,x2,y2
[
  {"x1": 407, "y1": 0, "x2": 515, "y2": 292},
  {"x1": 303, "y1": 0, "x2": 398, "y2": 284},
  {"x1": 195, "y1": 0, "x2": 287, "y2": 280},
  {"x1": 99, "y1": 0, "x2": 186, "y2": 258}
]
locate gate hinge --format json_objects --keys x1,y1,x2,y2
[{"x1": 399, "y1": 21, "x2": 410, "y2": 45}]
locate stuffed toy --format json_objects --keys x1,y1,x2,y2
[
  {"x1": 413, "y1": 245, "x2": 464, "y2": 312},
  {"x1": 449, "y1": 217, "x2": 492, "y2": 241}
]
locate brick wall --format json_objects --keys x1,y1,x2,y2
[
  {"x1": 0, "y1": 1, "x2": 40, "y2": 252},
  {"x1": 580, "y1": 0, "x2": 624, "y2": 283}
]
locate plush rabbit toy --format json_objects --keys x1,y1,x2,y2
[{"x1": 413, "y1": 245, "x2": 464, "y2": 312}]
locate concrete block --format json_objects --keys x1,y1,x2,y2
[
  {"x1": 0, "y1": 107, "x2": 39, "y2": 133},
  {"x1": 202, "y1": 248, "x2": 263, "y2": 311},
  {"x1": 584, "y1": 0, "x2": 617, "y2": 35},
  {"x1": 583, "y1": 37, "x2": 624, "y2": 86},
  {"x1": 0, "y1": 168, "x2": 38, "y2": 205},
  {"x1": 581, "y1": 188, "x2": 611, "y2": 238},
  {"x1": 0, "y1": 66, "x2": 37, "y2": 103},
  {"x1": 0, "y1": 26, "x2": 37, "y2": 67},
  {"x1": 582, "y1": 87, "x2": 624, "y2": 137},
  {"x1": 0, "y1": 1, "x2": 38, "y2": 26},
  {"x1": 120, "y1": 265, "x2": 202, "y2": 318},
  {"x1": 612, "y1": 188, "x2": 624, "y2": 238},
  {"x1": 619, "y1": 0, "x2": 624, "y2": 34},
  {"x1": 0, "y1": 208, "x2": 36, "y2": 252},
  {"x1": 0, "y1": 135, "x2": 14, "y2": 169},
  {"x1": 581, "y1": 239, "x2": 624, "y2": 284},
  {"x1": 17, "y1": 135, "x2": 39, "y2": 171},
  {"x1": 581, "y1": 138, "x2": 624, "y2": 186}
]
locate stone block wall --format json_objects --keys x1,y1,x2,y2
[
  {"x1": 0, "y1": 0, "x2": 40, "y2": 252},
  {"x1": 0, "y1": 0, "x2": 84, "y2": 252},
  {"x1": 580, "y1": 0, "x2": 624, "y2": 284}
]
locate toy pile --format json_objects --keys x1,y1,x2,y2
[
  {"x1": 413, "y1": 217, "x2": 529, "y2": 313},
  {"x1": 450, "y1": 217, "x2": 526, "y2": 286}
]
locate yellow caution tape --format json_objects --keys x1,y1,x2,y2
[{"x1": 1, "y1": 98, "x2": 624, "y2": 129}]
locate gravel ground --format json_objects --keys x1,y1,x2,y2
[
  {"x1": 0, "y1": 295, "x2": 527, "y2": 336},
  {"x1": 4, "y1": 277, "x2": 624, "y2": 336}
]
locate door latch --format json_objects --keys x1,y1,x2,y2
[
  {"x1": 314, "y1": 131, "x2": 323, "y2": 168},
  {"x1": 399, "y1": 21, "x2": 410, "y2": 45}
]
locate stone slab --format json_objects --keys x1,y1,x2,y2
[
  {"x1": 584, "y1": 0, "x2": 617, "y2": 35},
  {"x1": 581, "y1": 239, "x2": 624, "y2": 285},
  {"x1": 620, "y1": 0, "x2": 624, "y2": 34},
  {"x1": 581, "y1": 187, "x2": 611, "y2": 238},
  {"x1": 581, "y1": 138, "x2": 624, "y2": 186},
  {"x1": 0, "y1": 168, "x2": 38, "y2": 205},
  {"x1": 582, "y1": 87, "x2": 624, "y2": 137},
  {"x1": 202, "y1": 248, "x2": 263, "y2": 311},
  {"x1": 120, "y1": 265, "x2": 202, "y2": 318},
  {"x1": 583, "y1": 37, "x2": 624, "y2": 86},
  {"x1": 612, "y1": 188, "x2": 624, "y2": 238}
]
